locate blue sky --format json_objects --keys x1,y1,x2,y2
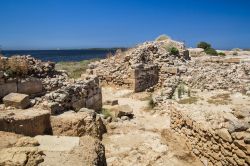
[{"x1": 0, "y1": 0, "x2": 249, "y2": 50}]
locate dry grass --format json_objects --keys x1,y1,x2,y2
[
  {"x1": 207, "y1": 93, "x2": 231, "y2": 105},
  {"x1": 55, "y1": 58, "x2": 99, "y2": 78},
  {"x1": 178, "y1": 97, "x2": 198, "y2": 104},
  {"x1": 0, "y1": 56, "x2": 29, "y2": 77}
]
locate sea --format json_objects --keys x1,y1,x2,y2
[{"x1": 1, "y1": 49, "x2": 120, "y2": 63}]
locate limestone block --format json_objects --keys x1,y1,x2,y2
[
  {"x1": 50, "y1": 111, "x2": 106, "y2": 139},
  {"x1": 3, "y1": 93, "x2": 30, "y2": 109},
  {"x1": 0, "y1": 108, "x2": 51, "y2": 136},
  {"x1": 17, "y1": 79, "x2": 43, "y2": 95},
  {"x1": 0, "y1": 81, "x2": 17, "y2": 98}
]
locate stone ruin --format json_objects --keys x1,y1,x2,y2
[
  {"x1": 0, "y1": 38, "x2": 250, "y2": 165},
  {"x1": 87, "y1": 38, "x2": 189, "y2": 92},
  {"x1": 0, "y1": 55, "x2": 107, "y2": 165},
  {"x1": 86, "y1": 37, "x2": 250, "y2": 166}
]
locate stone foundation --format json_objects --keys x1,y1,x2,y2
[
  {"x1": 170, "y1": 107, "x2": 250, "y2": 166},
  {"x1": 43, "y1": 76, "x2": 102, "y2": 114},
  {"x1": 0, "y1": 108, "x2": 51, "y2": 136}
]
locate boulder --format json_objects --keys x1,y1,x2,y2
[{"x1": 3, "y1": 93, "x2": 30, "y2": 109}]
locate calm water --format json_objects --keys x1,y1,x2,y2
[{"x1": 1, "y1": 49, "x2": 119, "y2": 62}]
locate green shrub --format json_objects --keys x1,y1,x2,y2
[
  {"x1": 197, "y1": 42, "x2": 211, "y2": 50},
  {"x1": 101, "y1": 108, "x2": 112, "y2": 119},
  {"x1": 218, "y1": 52, "x2": 226, "y2": 56},
  {"x1": 169, "y1": 47, "x2": 179, "y2": 56},
  {"x1": 148, "y1": 98, "x2": 156, "y2": 109},
  {"x1": 155, "y1": 34, "x2": 170, "y2": 41},
  {"x1": 205, "y1": 48, "x2": 218, "y2": 56}
]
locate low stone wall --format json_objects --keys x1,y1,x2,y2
[
  {"x1": 94, "y1": 64, "x2": 158, "y2": 92},
  {"x1": 170, "y1": 107, "x2": 250, "y2": 166},
  {"x1": 43, "y1": 76, "x2": 102, "y2": 114},
  {"x1": 131, "y1": 64, "x2": 158, "y2": 92},
  {"x1": 0, "y1": 108, "x2": 51, "y2": 136},
  {"x1": 0, "y1": 78, "x2": 43, "y2": 98}
]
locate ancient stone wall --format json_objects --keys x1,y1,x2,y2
[
  {"x1": 131, "y1": 64, "x2": 158, "y2": 92},
  {"x1": 43, "y1": 76, "x2": 102, "y2": 114},
  {"x1": 170, "y1": 107, "x2": 250, "y2": 166},
  {"x1": 0, "y1": 78, "x2": 43, "y2": 98}
]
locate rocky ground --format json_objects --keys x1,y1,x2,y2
[{"x1": 101, "y1": 87, "x2": 202, "y2": 166}]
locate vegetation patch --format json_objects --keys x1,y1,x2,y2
[
  {"x1": 101, "y1": 108, "x2": 112, "y2": 119},
  {"x1": 197, "y1": 41, "x2": 218, "y2": 56},
  {"x1": 207, "y1": 93, "x2": 231, "y2": 105},
  {"x1": 55, "y1": 58, "x2": 99, "y2": 78},
  {"x1": 155, "y1": 34, "x2": 170, "y2": 41},
  {"x1": 177, "y1": 97, "x2": 198, "y2": 104}
]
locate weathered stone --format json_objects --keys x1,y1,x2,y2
[
  {"x1": 110, "y1": 105, "x2": 134, "y2": 118},
  {"x1": 0, "y1": 108, "x2": 51, "y2": 136},
  {"x1": 50, "y1": 111, "x2": 106, "y2": 139},
  {"x1": 3, "y1": 93, "x2": 30, "y2": 109},
  {"x1": 234, "y1": 149, "x2": 246, "y2": 158},
  {"x1": 17, "y1": 79, "x2": 43, "y2": 95},
  {"x1": 0, "y1": 81, "x2": 17, "y2": 98},
  {"x1": 216, "y1": 128, "x2": 232, "y2": 143},
  {"x1": 104, "y1": 99, "x2": 118, "y2": 106}
]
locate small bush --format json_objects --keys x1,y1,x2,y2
[
  {"x1": 101, "y1": 108, "x2": 112, "y2": 119},
  {"x1": 205, "y1": 48, "x2": 218, "y2": 56},
  {"x1": 156, "y1": 34, "x2": 170, "y2": 41},
  {"x1": 197, "y1": 42, "x2": 211, "y2": 50},
  {"x1": 218, "y1": 52, "x2": 226, "y2": 56},
  {"x1": 148, "y1": 98, "x2": 156, "y2": 109},
  {"x1": 169, "y1": 47, "x2": 179, "y2": 56}
]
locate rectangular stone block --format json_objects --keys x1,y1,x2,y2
[
  {"x1": 17, "y1": 79, "x2": 43, "y2": 95},
  {"x1": 3, "y1": 93, "x2": 30, "y2": 109},
  {"x1": 0, "y1": 108, "x2": 51, "y2": 136},
  {"x1": 0, "y1": 82, "x2": 17, "y2": 98}
]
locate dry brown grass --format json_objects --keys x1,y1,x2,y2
[
  {"x1": 177, "y1": 97, "x2": 198, "y2": 104},
  {"x1": 207, "y1": 93, "x2": 231, "y2": 105},
  {"x1": 0, "y1": 57, "x2": 29, "y2": 77}
]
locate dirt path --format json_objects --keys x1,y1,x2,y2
[{"x1": 102, "y1": 87, "x2": 202, "y2": 166}]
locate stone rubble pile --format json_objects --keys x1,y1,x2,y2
[
  {"x1": 42, "y1": 76, "x2": 102, "y2": 114},
  {"x1": 182, "y1": 58, "x2": 250, "y2": 93},
  {"x1": 88, "y1": 39, "x2": 189, "y2": 92}
]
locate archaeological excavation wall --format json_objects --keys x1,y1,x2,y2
[
  {"x1": 170, "y1": 107, "x2": 250, "y2": 166},
  {"x1": 43, "y1": 76, "x2": 102, "y2": 114}
]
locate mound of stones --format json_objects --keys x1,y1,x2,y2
[
  {"x1": 42, "y1": 76, "x2": 102, "y2": 114},
  {"x1": 182, "y1": 57, "x2": 250, "y2": 93},
  {"x1": 87, "y1": 39, "x2": 189, "y2": 92}
]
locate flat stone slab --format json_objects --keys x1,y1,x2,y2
[
  {"x1": 35, "y1": 135, "x2": 106, "y2": 166},
  {"x1": 35, "y1": 135, "x2": 79, "y2": 152},
  {"x1": 0, "y1": 108, "x2": 51, "y2": 136},
  {"x1": 3, "y1": 93, "x2": 30, "y2": 109}
]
